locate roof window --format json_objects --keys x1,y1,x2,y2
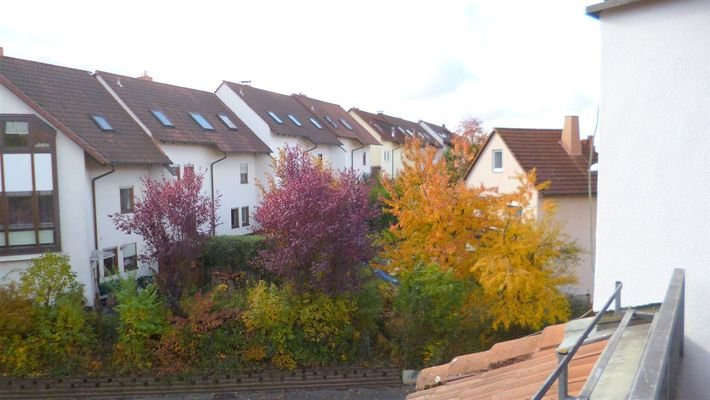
[
  {"x1": 324, "y1": 115, "x2": 338, "y2": 128},
  {"x1": 340, "y1": 118, "x2": 354, "y2": 130},
  {"x1": 189, "y1": 112, "x2": 215, "y2": 130},
  {"x1": 309, "y1": 117, "x2": 324, "y2": 129},
  {"x1": 91, "y1": 115, "x2": 114, "y2": 131},
  {"x1": 288, "y1": 114, "x2": 303, "y2": 127},
  {"x1": 218, "y1": 114, "x2": 238, "y2": 130},
  {"x1": 267, "y1": 111, "x2": 284, "y2": 124},
  {"x1": 151, "y1": 110, "x2": 174, "y2": 127}
]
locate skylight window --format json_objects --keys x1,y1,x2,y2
[
  {"x1": 398, "y1": 127, "x2": 406, "y2": 134},
  {"x1": 151, "y1": 110, "x2": 174, "y2": 127},
  {"x1": 406, "y1": 128, "x2": 415, "y2": 136},
  {"x1": 340, "y1": 118, "x2": 354, "y2": 130},
  {"x1": 324, "y1": 115, "x2": 338, "y2": 128},
  {"x1": 91, "y1": 115, "x2": 114, "y2": 131},
  {"x1": 288, "y1": 114, "x2": 303, "y2": 127},
  {"x1": 218, "y1": 114, "x2": 238, "y2": 130},
  {"x1": 309, "y1": 117, "x2": 324, "y2": 129},
  {"x1": 267, "y1": 111, "x2": 284, "y2": 124},
  {"x1": 189, "y1": 112, "x2": 214, "y2": 130}
]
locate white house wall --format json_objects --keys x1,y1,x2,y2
[
  {"x1": 594, "y1": 2, "x2": 710, "y2": 397},
  {"x1": 0, "y1": 83, "x2": 94, "y2": 301}
]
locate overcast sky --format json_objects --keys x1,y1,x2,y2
[{"x1": 1, "y1": 0, "x2": 601, "y2": 135}]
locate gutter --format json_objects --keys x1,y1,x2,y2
[
  {"x1": 210, "y1": 151, "x2": 227, "y2": 236},
  {"x1": 350, "y1": 143, "x2": 365, "y2": 170},
  {"x1": 92, "y1": 165, "x2": 116, "y2": 250}
]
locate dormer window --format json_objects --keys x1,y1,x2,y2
[
  {"x1": 288, "y1": 114, "x2": 303, "y2": 127},
  {"x1": 189, "y1": 112, "x2": 214, "y2": 131},
  {"x1": 340, "y1": 118, "x2": 354, "y2": 130},
  {"x1": 268, "y1": 111, "x2": 284, "y2": 124},
  {"x1": 492, "y1": 149, "x2": 503, "y2": 172},
  {"x1": 309, "y1": 117, "x2": 323, "y2": 129},
  {"x1": 218, "y1": 114, "x2": 238, "y2": 130},
  {"x1": 324, "y1": 115, "x2": 338, "y2": 128},
  {"x1": 91, "y1": 115, "x2": 114, "y2": 131},
  {"x1": 151, "y1": 110, "x2": 174, "y2": 127}
]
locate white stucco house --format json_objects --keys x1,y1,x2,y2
[
  {"x1": 216, "y1": 82, "x2": 344, "y2": 174},
  {"x1": 464, "y1": 116, "x2": 597, "y2": 298},
  {"x1": 349, "y1": 109, "x2": 442, "y2": 177},
  {"x1": 587, "y1": 0, "x2": 710, "y2": 397},
  {"x1": 94, "y1": 71, "x2": 272, "y2": 237},
  {"x1": 0, "y1": 52, "x2": 173, "y2": 302}
]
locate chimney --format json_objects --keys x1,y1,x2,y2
[
  {"x1": 561, "y1": 115, "x2": 581, "y2": 156},
  {"x1": 137, "y1": 70, "x2": 152, "y2": 81}
]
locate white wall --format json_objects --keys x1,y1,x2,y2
[
  {"x1": 0, "y1": 83, "x2": 95, "y2": 301},
  {"x1": 594, "y1": 1, "x2": 710, "y2": 397},
  {"x1": 349, "y1": 111, "x2": 403, "y2": 178}
]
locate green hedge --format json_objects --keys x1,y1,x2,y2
[{"x1": 203, "y1": 235, "x2": 265, "y2": 273}]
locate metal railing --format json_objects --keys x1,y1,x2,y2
[
  {"x1": 628, "y1": 268, "x2": 685, "y2": 400},
  {"x1": 532, "y1": 281, "x2": 622, "y2": 400}
]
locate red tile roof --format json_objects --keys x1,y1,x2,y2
[
  {"x1": 97, "y1": 72, "x2": 270, "y2": 154},
  {"x1": 468, "y1": 128, "x2": 597, "y2": 196},
  {"x1": 222, "y1": 82, "x2": 342, "y2": 146},
  {"x1": 350, "y1": 109, "x2": 442, "y2": 148},
  {"x1": 293, "y1": 94, "x2": 380, "y2": 146},
  {"x1": 0, "y1": 56, "x2": 171, "y2": 165},
  {"x1": 409, "y1": 323, "x2": 608, "y2": 400},
  {"x1": 421, "y1": 121, "x2": 453, "y2": 146}
]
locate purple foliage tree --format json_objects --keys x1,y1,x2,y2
[
  {"x1": 254, "y1": 146, "x2": 378, "y2": 294},
  {"x1": 112, "y1": 169, "x2": 217, "y2": 303}
]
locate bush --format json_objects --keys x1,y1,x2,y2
[
  {"x1": 203, "y1": 235, "x2": 265, "y2": 272},
  {"x1": 295, "y1": 292, "x2": 356, "y2": 365},
  {"x1": 19, "y1": 253, "x2": 84, "y2": 306},
  {"x1": 112, "y1": 276, "x2": 169, "y2": 372}
]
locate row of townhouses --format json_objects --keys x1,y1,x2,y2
[{"x1": 0, "y1": 49, "x2": 452, "y2": 302}]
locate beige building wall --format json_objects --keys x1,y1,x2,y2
[{"x1": 349, "y1": 111, "x2": 404, "y2": 177}]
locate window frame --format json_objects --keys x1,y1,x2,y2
[
  {"x1": 241, "y1": 206, "x2": 250, "y2": 227},
  {"x1": 362, "y1": 152, "x2": 367, "y2": 166},
  {"x1": 340, "y1": 118, "x2": 354, "y2": 130},
  {"x1": 267, "y1": 111, "x2": 284, "y2": 124},
  {"x1": 120, "y1": 187, "x2": 135, "y2": 214},
  {"x1": 102, "y1": 247, "x2": 119, "y2": 278},
  {"x1": 240, "y1": 163, "x2": 248, "y2": 184},
  {"x1": 287, "y1": 114, "x2": 303, "y2": 127},
  {"x1": 217, "y1": 114, "x2": 238, "y2": 130},
  {"x1": 0, "y1": 115, "x2": 61, "y2": 256},
  {"x1": 188, "y1": 112, "x2": 215, "y2": 131},
  {"x1": 90, "y1": 115, "x2": 114, "y2": 131},
  {"x1": 492, "y1": 149, "x2": 503, "y2": 173},
  {"x1": 151, "y1": 110, "x2": 174, "y2": 127},
  {"x1": 231, "y1": 208, "x2": 240, "y2": 229},
  {"x1": 122, "y1": 242, "x2": 138, "y2": 272}
]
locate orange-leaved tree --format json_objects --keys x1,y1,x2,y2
[
  {"x1": 444, "y1": 117, "x2": 489, "y2": 182},
  {"x1": 378, "y1": 137, "x2": 577, "y2": 330}
]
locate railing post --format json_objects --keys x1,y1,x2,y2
[
  {"x1": 614, "y1": 281, "x2": 622, "y2": 314},
  {"x1": 557, "y1": 352, "x2": 568, "y2": 400}
]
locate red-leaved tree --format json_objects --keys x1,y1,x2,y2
[
  {"x1": 112, "y1": 169, "x2": 217, "y2": 304},
  {"x1": 254, "y1": 146, "x2": 378, "y2": 294}
]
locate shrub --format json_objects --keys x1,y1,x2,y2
[
  {"x1": 295, "y1": 292, "x2": 356, "y2": 365},
  {"x1": 19, "y1": 253, "x2": 84, "y2": 306},
  {"x1": 112, "y1": 276, "x2": 169, "y2": 372}
]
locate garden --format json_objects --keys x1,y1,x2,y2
[{"x1": 0, "y1": 129, "x2": 584, "y2": 378}]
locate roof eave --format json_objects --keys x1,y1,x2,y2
[{"x1": 586, "y1": 0, "x2": 650, "y2": 18}]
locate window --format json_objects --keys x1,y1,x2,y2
[
  {"x1": 267, "y1": 111, "x2": 284, "y2": 124},
  {"x1": 218, "y1": 114, "x2": 238, "y2": 130},
  {"x1": 362, "y1": 152, "x2": 367, "y2": 166},
  {"x1": 1, "y1": 116, "x2": 59, "y2": 255},
  {"x1": 120, "y1": 187, "x2": 134, "y2": 214},
  {"x1": 324, "y1": 115, "x2": 338, "y2": 128},
  {"x1": 384, "y1": 150, "x2": 390, "y2": 161},
  {"x1": 189, "y1": 112, "x2": 215, "y2": 130},
  {"x1": 309, "y1": 117, "x2": 324, "y2": 129},
  {"x1": 340, "y1": 118, "x2": 354, "y2": 130},
  {"x1": 169, "y1": 164, "x2": 181, "y2": 179},
  {"x1": 492, "y1": 150, "x2": 503, "y2": 172},
  {"x1": 91, "y1": 115, "x2": 114, "y2": 131},
  {"x1": 103, "y1": 247, "x2": 118, "y2": 277},
  {"x1": 317, "y1": 153, "x2": 323, "y2": 161},
  {"x1": 4, "y1": 121, "x2": 29, "y2": 147},
  {"x1": 184, "y1": 164, "x2": 194, "y2": 176},
  {"x1": 240, "y1": 163, "x2": 248, "y2": 184},
  {"x1": 405, "y1": 128, "x2": 415, "y2": 136},
  {"x1": 231, "y1": 208, "x2": 240, "y2": 229},
  {"x1": 287, "y1": 114, "x2": 303, "y2": 127},
  {"x1": 151, "y1": 110, "x2": 174, "y2": 127},
  {"x1": 241, "y1": 206, "x2": 250, "y2": 227},
  {"x1": 122, "y1": 243, "x2": 138, "y2": 271}
]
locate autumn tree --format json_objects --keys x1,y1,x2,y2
[
  {"x1": 378, "y1": 138, "x2": 577, "y2": 330},
  {"x1": 254, "y1": 146, "x2": 378, "y2": 294},
  {"x1": 112, "y1": 169, "x2": 217, "y2": 305},
  {"x1": 444, "y1": 117, "x2": 489, "y2": 182}
]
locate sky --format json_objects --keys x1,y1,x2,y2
[{"x1": 0, "y1": 0, "x2": 601, "y2": 135}]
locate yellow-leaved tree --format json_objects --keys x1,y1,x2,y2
[{"x1": 379, "y1": 138, "x2": 578, "y2": 330}]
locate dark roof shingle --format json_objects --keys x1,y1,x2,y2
[
  {"x1": 0, "y1": 56, "x2": 170, "y2": 165},
  {"x1": 222, "y1": 82, "x2": 341, "y2": 146},
  {"x1": 350, "y1": 109, "x2": 441, "y2": 147},
  {"x1": 293, "y1": 95, "x2": 380, "y2": 146},
  {"x1": 98, "y1": 72, "x2": 270, "y2": 154},
  {"x1": 495, "y1": 128, "x2": 597, "y2": 195}
]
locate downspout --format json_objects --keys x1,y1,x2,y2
[
  {"x1": 92, "y1": 165, "x2": 115, "y2": 250},
  {"x1": 305, "y1": 139, "x2": 318, "y2": 153},
  {"x1": 350, "y1": 143, "x2": 365, "y2": 170},
  {"x1": 391, "y1": 145, "x2": 401, "y2": 177},
  {"x1": 210, "y1": 151, "x2": 227, "y2": 236}
]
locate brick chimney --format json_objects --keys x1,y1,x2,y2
[
  {"x1": 561, "y1": 115, "x2": 581, "y2": 156},
  {"x1": 137, "y1": 70, "x2": 152, "y2": 81}
]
